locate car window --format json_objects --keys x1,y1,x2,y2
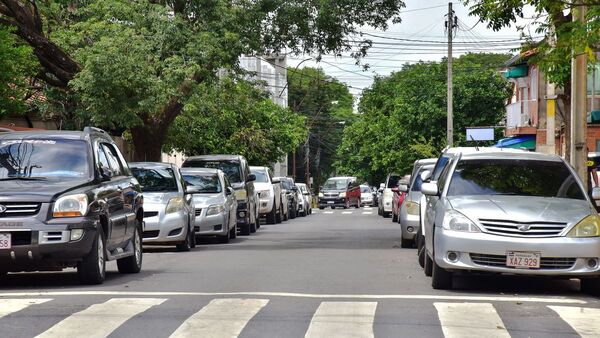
[
  {"x1": 184, "y1": 159, "x2": 242, "y2": 183},
  {"x1": 360, "y1": 186, "x2": 371, "y2": 193},
  {"x1": 323, "y1": 178, "x2": 349, "y2": 190},
  {"x1": 431, "y1": 154, "x2": 451, "y2": 181},
  {"x1": 251, "y1": 168, "x2": 269, "y2": 183},
  {"x1": 411, "y1": 167, "x2": 430, "y2": 192},
  {"x1": 446, "y1": 159, "x2": 586, "y2": 199},
  {"x1": 386, "y1": 175, "x2": 401, "y2": 188},
  {"x1": 223, "y1": 175, "x2": 231, "y2": 189},
  {"x1": 0, "y1": 139, "x2": 90, "y2": 179},
  {"x1": 131, "y1": 167, "x2": 178, "y2": 192},
  {"x1": 101, "y1": 144, "x2": 123, "y2": 176},
  {"x1": 182, "y1": 173, "x2": 222, "y2": 193},
  {"x1": 97, "y1": 145, "x2": 110, "y2": 171}
]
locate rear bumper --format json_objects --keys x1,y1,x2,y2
[{"x1": 400, "y1": 210, "x2": 419, "y2": 240}]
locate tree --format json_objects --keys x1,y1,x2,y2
[
  {"x1": 287, "y1": 67, "x2": 355, "y2": 189},
  {"x1": 461, "y1": 0, "x2": 600, "y2": 160},
  {"x1": 165, "y1": 76, "x2": 306, "y2": 165},
  {"x1": 0, "y1": 0, "x2": 406, "y2": 160},
  {"x1": 0, "y1": 26, "x2": 36, "y2": 115},
  {"x1": 335, "y1": 53, "x2": 512, "y2": 184}
]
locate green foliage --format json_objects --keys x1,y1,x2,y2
[
  {"x1": 165, "y1": 77, "x2": 307, "y2": 165},
  {"x1": 287, "y1": 67, "x2": 355, "y2": 185},
  {"x1": 335, "y1": 53, "x2": 512, "y2": 184},
  {"x1": 0, "y1": 26, "x2": 37, "y2": 116}
]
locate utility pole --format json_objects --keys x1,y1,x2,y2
[
  {"x1": 446, "y1": 2, "x2": 455, "y2": 147},
  {"x1": 570, "y1": 1, "x2": 588, "y2": 186}
]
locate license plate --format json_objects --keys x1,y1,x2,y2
[
  {"x1": 327, "y1": 201, "x2": 334, "y2": 204},
  {"x1": 0, "y1": 233, "x2": 11, "y2": 250},
  {"x1": 506, "y1": 251, "x2": 540, "y2": 269}
]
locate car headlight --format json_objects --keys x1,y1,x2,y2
[
  {"x1": 318, "y1": 192, "x2": 324, "y2": 198},
  {"x1": 166, "y1": 197, "x2": 185, "y2": 214},
  {"x1": 53, "y1": 194, "x2": 89, "y2": 217},
  {"x1": 442, "y1": 210, "x2": 480, "y2": 232},
  {"x1": 258, "y1": 190, "x2": 270, "y2": 198},
  {"x1": 339, "y1": 192, "x2": 346, "y2": 198},
  {"x1": 406, "y1": 201, "x2": 420, "y2": 215},
  {"x1": 234, "y1": 189, "x2": 247, "y2": 201},
  {"x1": 207, "y1": 205, "x2": 225, "y2": 216},
  {"x1": 568, "y1": 214, "x2": 600, "y2": 237}
]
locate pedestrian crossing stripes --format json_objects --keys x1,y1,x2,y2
[{"x1": 1, "y1": 297, "x2": 598, "y2": 337}]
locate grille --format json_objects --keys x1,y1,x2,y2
[
  {"x1": 143, "y1": 211, "x2": 159, "y2": 218},
  {"x1": 0, "y1": 203, "x2": 41, "y2": 218},
  {"x1": 470, "y1": 253, "x2": 576, "y2": 270},
  {"x1": 1, "y1": 231, "x2": 32, "y2": 246},
  {"x1": 478, "y1": 219, "x2": 567, "y2": 237},
  {"x1": 142, "y1": 230, "x2": 159, "y2": 238},
  {"x1": 195, "y1": 209, "x2": 202, "y2": 217},
  {"x1": 324, "y1": 193, "x2": 338, "y2": 198}
]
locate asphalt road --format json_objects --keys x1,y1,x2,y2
[{"x1": 1, "y1": 207, "x2": 600, "y2": 337}]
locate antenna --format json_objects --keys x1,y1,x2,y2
[{"x1": 470, "y1": 135, "x2": 479, "y2": 151}]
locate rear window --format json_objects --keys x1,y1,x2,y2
[
  {"x1": 323, "y1": 178, "x2": 348, "y2": 190},
  {"x1": 132, "y1": 167, "x2": 178, "y2": 192},
  {"x1": 182, "y1": 173, "x2": 222, "y2": 193},
  {"x1": 360, "y1": 186, "x2": 371, "y2": 193},
  {"x1": 431, "y1": 155, "x2": 450, "y2": 181},
  {"x1": 411, "y1": 168, "x2": 430, "y2": 192},
  {"x1": 250, "y1": 168, "x2": 269, "y2": 183},
  {"x1": 447, "y1": 159, "x2": 585, "y2": 199},
  {"x1": 184, "y1": 159, "x2": 242, "y2": 183}
]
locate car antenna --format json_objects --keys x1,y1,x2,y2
[{"x1": 469, "y1": 135, "x2": 479, "y2": 151}]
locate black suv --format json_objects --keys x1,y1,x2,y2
[
  {"x1": 182, "y1": 155, "x2": 258, "y2": 235},
  {"x1": 0, "y1": 127, "x2": 144, "y2": 284}
]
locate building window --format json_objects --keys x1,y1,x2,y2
[{"x1": 588, "y1": 64, "x2": 600, "y2": 95}]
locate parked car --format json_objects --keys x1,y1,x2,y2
[
  {"x1": 379, "y1": 174, "x2": 401, "y2": 217},
  {"x1": 376, "y1": 183, "x2": 385, "y2": 210},
  {"x1": 277, "y1": 177, "x2": 299, "y2": 219},
  {"x1": 398, "y1": 160, "x2": 436, "y2": 248},
  {"x1": 371, "y1": 186, "x2": 379, "y2": 207},
  {"x1": 0, "y1": 127, "x2": 144, "y2": 284},
  {"x1": 280, "y1": 187, "x2": 290, "y2": 221},
  {"x1": 419, "y1": 150, "x2": 600, "y2": 292},
  {"x1": 360, "y1": 185, "x2": 374, "y2": 206},
  {"x1": 318, "y1": 177, "x2": 361, "y2": 209},
  {"x1": 250, "y1": 166, "x2": 283, "y2": 224},
  {"x1": 180, "y1": 168, "x2": 238, "y2": 243},
  {"x1": 391, "y1": 175, "x2": 410, "y2": 222},
  {"x1": 182, "y1": 155, "x2": 258, "y2": 235},
  {"x1": 296, "y1": 183, "x2": 313, "y2": 216},
  {"x1": 130, "y1": 162, "x2": 196, "y2": 251}
]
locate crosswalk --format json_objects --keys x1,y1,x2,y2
[
  {"x1": 315, "y1": 207, "x2": 374, "y2": 215},
  {"x1": 0, "y1": 297, "x2": 597, "y2": 337}
]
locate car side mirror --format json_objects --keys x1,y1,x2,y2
[
  {"x1": 247, "y1": 173, "x2": 256, "y2": 182},
  {"x1": 272, "y1": 178, "x2": 280, "y2": 184},
  {"x1": 226, "y1": 187, "x2": 234, "y2": 196},
  {"x1": 421, "y1": 170, "x2": 432, "y2": 182},
  {"x1": 379, "y1": 183, "x2": 385, "y2": 189},
  {"x1": 399, "y1": 184, "x2": 409, "y2": 193},
  {"x1": 185, "y1": 186, "x2": 201, "y2": 194},
  {"x1": 99, "y1": 165, "x2": 112, "y2": 182},
  {"x1": 421, "y1": 182, "x2": 439, "y2": 196}
]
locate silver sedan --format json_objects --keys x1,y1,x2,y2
[{"x1": 422, "y1": 150, "x2": 600, "y2": 293}]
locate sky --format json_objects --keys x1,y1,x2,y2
[{"x1": 287, "y1": 0, "x2": 539, "y2": 100}]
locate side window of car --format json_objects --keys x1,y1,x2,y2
[
  {"x1": 437, "y1": 158, "x2": 455, "y2": 193},
  {"x1": 96, "y1": 144, "x2": 110, "y2": 171},
  {"x1": 101, "y1": 144, "x2": 123, "y2": 177}
]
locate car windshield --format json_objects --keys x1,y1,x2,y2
[
  {"x1": 281, "y1": 179, "x2": 295, "y2": 190},
  {"x1": 447, "y1": 159, "x2": 586, "y2": 199},
  {"x1": 0, "y1": 139, "x2": 90, "y2": 179},
  {"x1": 185, "y1": 159, "x2": 242, "y2": 183},
  {"x1": 323, "y1": 178, "x2": 348, "y2": 190},
  {"x1": 182, "y1": 173, "x2": 222, "y2": 193},
  {"x1": 387, "y1": 175, "x2": 401, "y2": 188},
  {"x1": 131, "y1": 167, "x2": 178, "y2": 192},
  {"x1": 298, "y1": 185, "x2": 308, "y2": 194},
  {"x1": 251, "y1": 168, "x2": 269, "y2": 183},
  {"x1": 360, "y1": 185, "x2": 371, "y2": 193}
]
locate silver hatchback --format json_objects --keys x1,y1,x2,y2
[{"x1": 422, "y1": 151, "x2": 600, "y2": 293}]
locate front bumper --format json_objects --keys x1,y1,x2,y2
[
  {"x1": 434, "y1": 227, "x2": 600, "y2": 276},
  {"x1": 194, "y1": 210, "x2": 229, "y2": 237},
  {"x1": 319, "y1": 198, "x2": 345, "y2": 208},
  {"x1": 236, "y1": 201, "x2": 250, "y2": 226},
  {"x1": 142, "y1": 207, "x2": 188, "y2": 245},
  {"x1": 399, "y1": 210, "x2": 419, "y2": 240},
  {"x1": 258, "y1": 198, "x2": 274, "y2": 214}
]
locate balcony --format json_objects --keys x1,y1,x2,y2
[{"x1": 505, "y1": 102, "x2": 537, "y2": 136}]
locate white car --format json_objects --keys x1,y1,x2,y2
[
  {"x1": 296, "y1": 183, "x2": 313, "y2": 216},
  {"x1": 250, "y1": 166, "x2": 283, "y2": 224},
  {"x1": 360, "y1": 185, "x2": 374, "y2": 206}
]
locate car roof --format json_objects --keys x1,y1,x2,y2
[
  {"x1": 249, "y1": 166, "x2": 268, "y2": 170},
  {"x1": 0, "y1": 130, "x2": 87, "y2": 141},
  {"x1": 415, "y1": 158, "x2": 438, "y2": 165},
  {"x1": 327, "y1": 176, "x2": 356, "y2": 180},
  {"x1": 129, "y1": 162, "x2": 175, "y2": 169},
  {"x1": 185, "y1": 155, "x2": 243, "y2": 161},
  {"x1": 459, "y1": 150, "x2": 564, "y2": 162},
  {"x1": 180, "y1": 168, "x2": 220, "y2": 174}
]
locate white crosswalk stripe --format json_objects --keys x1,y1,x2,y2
[
  {"x1": 434, "y1": 302, "x2": 510, "y2": 338},
  {"x1": 362, "y1": 212, "x2": 372, "y2": 215},
  {"x1": 170, "y1": 298, "x2": 268, "y2": 338},
  {"x1": 36, "y1": 298, "x2": 166, "y2": 338},
  {"x1": 548, "y1": 305, "x2": 600, "y2": 337},
  {"x1": 341, "y1": 211, "x2": 353, "y2": 214},
  {"x1": 323, "y1": 211, "x2": 334, "y2": 214},
  {"x1": 0, "y1": 299, "x2": 52, "y2": 319},
  {"x1": 305, "y1": 301, "x2": 377, "y2": 338}
]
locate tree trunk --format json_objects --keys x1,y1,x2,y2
[{"x1": 130, "y1": 124, "x2": 166, "y2": 162}]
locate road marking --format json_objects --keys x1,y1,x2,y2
[
  {"x1": 323, "y1": 211, "x2": 334, "y2": 214},
  {"x1": 170, "y1": 298, "x2": 268, "y2": 338},
  {"x1": 0, "y1": 291, "x2": 586, "y2": 304},
  {"x1": 0, "y1": 298, "x2": 52, "y2": 319},
  {"x1": 548, "y1": 305, "x2": 600, "y2": 337},
  {"x1": 36, "y1": 298, "x2": 166, "y2": 338},
  {"x1": 434, "y1": 302, "x2": 510, "y2": 338},
  {"x1": 362, "y1": 212, "x2": 372, "y2": 215},
  {"x1": 342, "y1": 211, "x2": 353, "y2": 214},
  {"x1": 305, "y1": 301, "x2": 377, "y2": 338}
]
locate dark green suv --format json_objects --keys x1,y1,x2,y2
[{"x1": 0, "y1": 127, "x2": 144, "y2": 284}]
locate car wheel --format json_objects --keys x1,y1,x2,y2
[
  {"x1": 240, "y1": 223, "x2": 250, "y2": 236},
  {"x1": 392, "y1": 212, "x2": 398, "y2": 222},
  {"x1": 290, "y1": 206, "x2": 297, "y2": 219},
  {"x1": 267, "y1": 203, "x2": 277, "y2": 224},
  {"x1": 275, "y1": 206, "x2": 282, "y2": 223},
  {"x1": 319, "y1": 206, "x2": 324, "y2": 210},
  {"x1": 581, "y1": 278, "x2": 600, "y2": 295},
  {"x1": 190, "y1": 223, "x2": 196, "y2": 249},
  {"x1": 400, "y1": 237, "x2": 412, "y2": 248},
  {"x1": 431, "y1": 257, "x2": 453, "y2": 290},
  {"x1": 176, "y1": 225, "x2": 193, "y2": 252},
  {"x1": 117, "y1": 224, "x2": 143, "y2": 274},
  {"x1": 331, "y1": 206, "x2": 335, "y2": 210},
  {"x1": 424, "y1": 252, "x2": 433, "y2": 277},
  {"x1": 355, "y1": 200, "x2": 360, "y2": 208},
  {"x1": 383, "y1": 211, "x2": 391, "y2": 218},
  {"x1": 343, "y1": 200, "x2": 349, "y2": 209},
  {"x1": 77, "y1": 227, "x2": 106, "y2": 285}
]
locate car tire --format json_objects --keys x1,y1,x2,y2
[
  {"x1": 218, "y1": 233, "x2": 230, "y2": 243},
  {"x1": 117, "y1": 225, "x2": 143, "y2": 274},
  {"x1": 190, "y1": 223, "x2": 196, "y2": 249},
  {"x1": 250, "y1": 220, "x2": 257, "y2": 233},
  {"x1": 331, "y1": 206, "x2": 335, "y2": 210},
  {"x1": 275, "y1": 206, "x2": 282, "y2": 223},
  {"x1": 343, "y1": 200, "x2": 349, "y2": 209},
  {"x1": 319, "y1": 206, "x2": 324, "y2": 210},
  {"x1": 424, "y1": 252, "x2": 433, "y2": 277},
  {"x1": 392, "y1": 212, "x2": 398, "y2": 222},
  {"x1": 229, "y1": 223, "x2": 237, "y2": 239},
  {"x1": 240, "y1": 223, "x2": 250, "y2": 235},
  {"x1": 581, "y1": 278, "x2": 600, "y2": 295},
  {"x1": 417, "y1": 235, "x2": 426, "y2": 268},
  {"x1": 77, "y1": 227, "x2": 106, "y2": 285},
  {"x1": 431, "y1": 257, "x2": 453, "y2": 290},
  {"x1": 290, "y1": 206, "x2": 297, "y2": 219},
  {"x1": 400, "y1": 237, "x2": 412, "y2": 248},
  {"x1": 176, "y1": 225, "x2": 193, "y2": 252},
  {"x1": 355, "y1": 200, "x2": 360, "y2": 208},
  {"x1": 383, "y1": 211, "x2": 391, "y2": 218},
  {"x1": 267, "y1": 202, "x2": 277, "y2": 224}
]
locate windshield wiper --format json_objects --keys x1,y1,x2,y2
[{"x1": 0, "y1": 176, "x2": 47, "y2": 181}]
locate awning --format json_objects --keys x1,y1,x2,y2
[{"x1": 495, "y1": 135, "x2": 536, "y2": 150}]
